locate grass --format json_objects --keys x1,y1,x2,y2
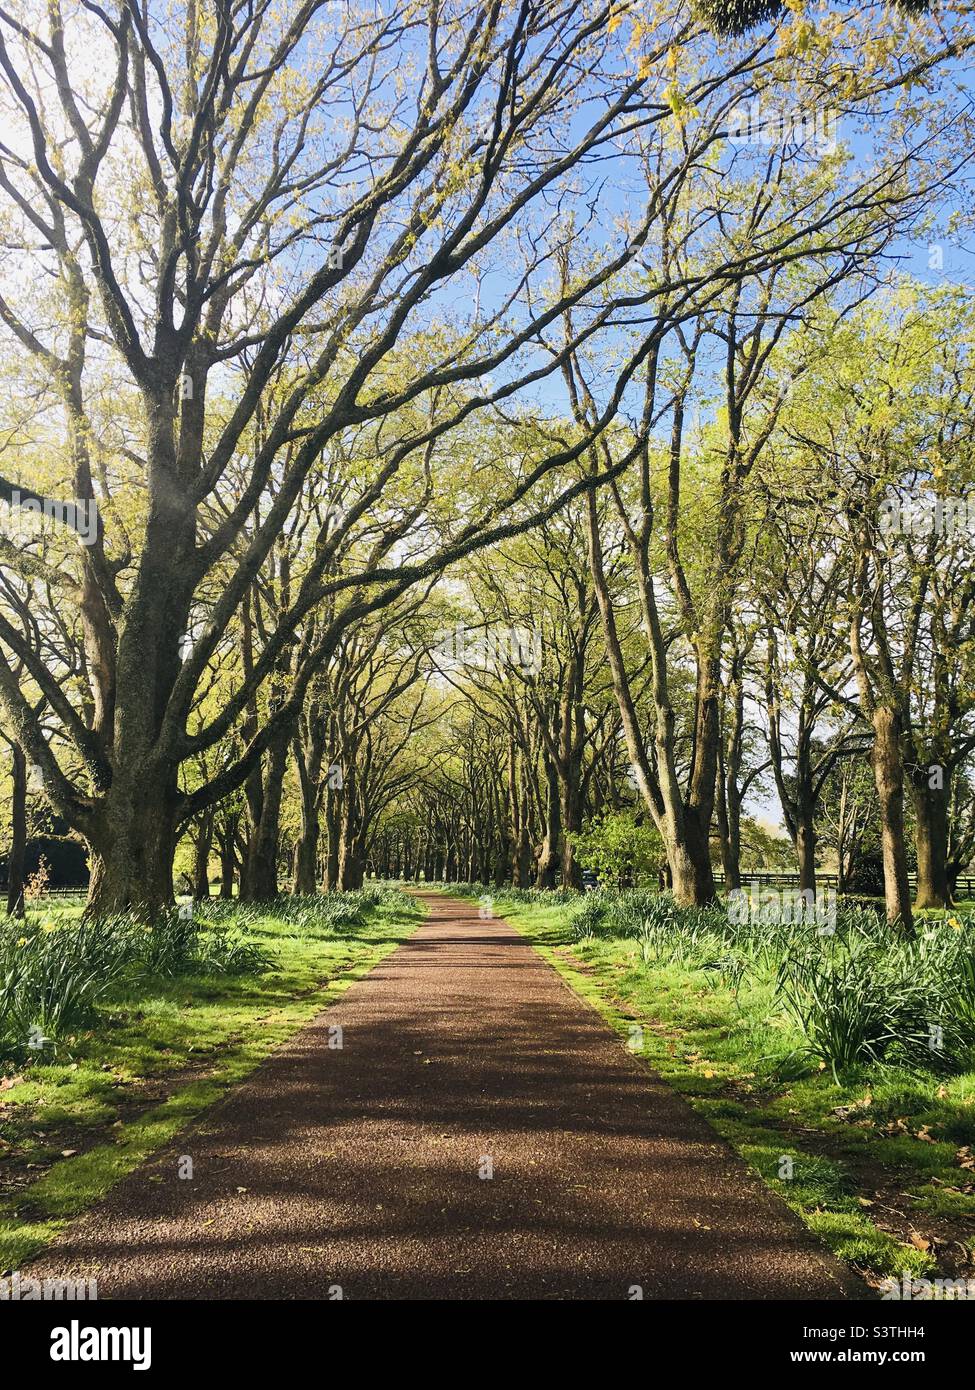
[
  {"x1": 445, "y1": 884, "x2": 975, "y2": 1288},
  {"x1": 0, "y1": 886, "x2": 421, "y2": 1270}
]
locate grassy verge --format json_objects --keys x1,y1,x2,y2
[
  {"x1": 0, "y1": 888, "x2": 421, "y2": 1270},
  {"x1": 446, "y1": 886, "x2": 975, "y2": 1291}
]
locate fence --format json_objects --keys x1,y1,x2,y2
[
  {"x1": 29, "y1": 886, "x2": 89, "y2": 898},
  {"x1": 713, "y1": 871, "x2": 975, "y2": 898},
  {"x1": 20, "y1": 874, "x2": 975, "y2": 901}
]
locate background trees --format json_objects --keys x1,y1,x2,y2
[{"x1": 1, "y1": 1, "x2": 973, "y2": 924}]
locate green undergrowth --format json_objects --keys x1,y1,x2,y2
[
  {"x1": 0, "y1": 886, "x2": 421, "y2": 1270},
  {"x1": 445, "y1": 884, "x2": 975, "y2": 1288}
]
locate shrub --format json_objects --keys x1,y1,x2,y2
[
  {"x1": 446, "y1": 881, "x2": 577, "y2": 908},
  {"x1": 569, "y1": 810, "x2": 664, "y2": 887},
  {"x1": 194, "y1": 925, "x2": 273, "y2": 976},
  {"x1": 138, "y1": 911, "x2": 201, "y2": 976},
  {"x1": 539, "y1": 884, "x2": 975, "y2": 1079},
  {"x1": 0, "y1": 887, "x2": 406, "y2": 1063},
  {"x1": 776, "y1": 928, "x2": 975, "y2": 1078},
  {"x1": 570, "y1": 893, "x2": 611, "y2": 940},
  {"x1": 0, "y1": 915, "x2": 133, "y2": 1058},
  {"x1": 842, "y1": 851, "x2": 885, "y2": 898}
]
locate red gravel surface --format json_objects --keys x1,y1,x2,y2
[{"x1": 25, "y1": 892, "x2": 866, "y2": 1300}]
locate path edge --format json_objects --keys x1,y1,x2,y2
[{"x1": 441, "y1": 887, "x2": 875, "y2": 1302}]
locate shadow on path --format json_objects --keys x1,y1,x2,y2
[{"x1": 25, "y1": 892, "x2": 867, "y2": 1300}]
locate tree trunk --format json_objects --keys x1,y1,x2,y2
[
  {"x1": 218, "y1": 828, "x2": 236, "y2": 899},
  {"x1": 795, "y1": 798, "x2": 817, "y2": 896},
  {"x1": 81, "y1": 388, "x2": 199, "y2": 918},
  {"x1": 651, "y1": 640, "x2": 720, "y2": 908},
  {"x1": 293, "y1": 823, "x2": 318, "y2": 894},
  {"x1": 715, "y1": 753, "x2": 740, "y2": 893},
  {"x1": 85, "y1": 772, "x2": 179, "y2": 918},
  {"x1": 192, "y1": 810, "x2": 214, "y2": 900},
  {"x1": 584, "y1": 491, "x2": 717, "y2": 906},
  {"x1": 293, "y1": 778, "x2": 320, "y2": 894},
  {"x1": 323, "y1": 791, "x2": 341, "y2": 891},
  {"x1": 337, "y1": 775, "x2": 363, "y2": 890},
  {"x1": 912, "y1": 774, "x2": 950, "y2": 909},
  {"x1": 559, "y1": 766, "x2": 583, "y2": 889},
  {"x1": 872, "y1": 707, "x2": 914, "y2": 933},
  {"x1": 535, "y1": 756, "x2": 561, "y2": 888},
  {"x1": 6, "y1": 742, "x2": 27, "y2": 917},
  {"x1": 718, "y1": 654, "x2": 745, "y2": 893},
  {"x1": 339, "y1": 836, "x2": 365, "y2": 890},
  {"x1": 668, "y1": 813, "x2": 715, "y2": 907},
  {"x1": 241, "y1": 730, "x2": 289, "y2": 900}
]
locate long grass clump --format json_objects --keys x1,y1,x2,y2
[
  {"x1": 0, "y1": 885, "x2": 417, "y2": 1062},
  {"x1": 455, "y1": 881, "x2": 975, "y2": 1080}
]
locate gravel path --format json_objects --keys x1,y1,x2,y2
[{"x1": 26, "y1": 892, "x2": 865, "y2": 1300}]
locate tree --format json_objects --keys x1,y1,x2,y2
[
  {"x1": 775, "y1": 286, "x2": 975, "y2": 924},
  {"x1": 1, "y1": 2, "x2": 969, "y2": 916},
  {"x1": 0, "y1": 0, "x2": 724, "y2": 911},
  {"x1": 697, "y1": 0, "x2": 932, "y2": 36},
  {"x1": 570, "y1": 809, "x2": 664, "y2": 888}
]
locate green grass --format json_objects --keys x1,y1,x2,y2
[
  {"x1": 0, "y1": 888, "x2": 421, "y2": 1270},
  {"x1": 450, "y1": 887, "x2": 975, "y2": 1286}
]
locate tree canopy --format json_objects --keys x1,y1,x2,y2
[{"x1": 0, "y1": 0, "x2": 972, "y2": 932}]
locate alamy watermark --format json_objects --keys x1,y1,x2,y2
[
  {"x1": 727, "y1": 100, "x2": 839, "y2": 154},
  {"x1": 878, "y1": 495, "x2": 975, "y2": 541},
  {"x1": 880, "y1": 1270, "x2": 975, "y2": 1300},
  {"x1": 3, "y1": 490, "x2": 99, "y2": 547},
  {"x1": 728, "y1": 883, "x2": 837, "y2": 933},
  {"x1": 1, "y1": 1270, "x2": 97, "y2": 1301},
  {"x1": 50, "y1": 1320, "x2": 150, "y2": 1370},
  {"x1": 433, "y1": 623, "x2": 542, "y2": 677}
]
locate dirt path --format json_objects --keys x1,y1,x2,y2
[{"x1": 26, "y1": 893, "x2": 864, "y2": 1299}]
